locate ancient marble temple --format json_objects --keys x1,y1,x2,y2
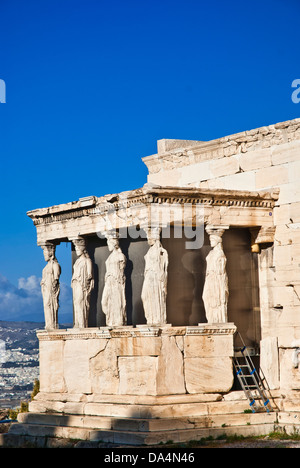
[{"x1": 3, "y1": 118, "x2": 300, "y2": 447}]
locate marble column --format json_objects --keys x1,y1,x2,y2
[
  {"x1": 40, "y1": 242, "x2": 61, "y2": 330},
  {"x1": 141, "y1": 227, "x2": 169, "y2": 326},
  {"x1": 101, "y1": 232, "x2": 127, "y2": 327},
  {"x1": 71, "y1": 237, "x2": 94, "y2": 328},
  {"x1": 202, "y1": 225, "x2": 229, "y2": 323}
]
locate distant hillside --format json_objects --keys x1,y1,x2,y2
[
  {"x1": 0, "y1": 321, "x2": 43, "y2": 352},
  {"x1": 0, "y1": 321, "x2": 71, "y2": 352}
]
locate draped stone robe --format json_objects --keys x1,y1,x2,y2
[
  {"x1": 41, "y1": 258, "x2": 61, "y2": 330},
  {"x1": 141, "y1": 240, "x2": 168, "y2": 325},
  {"x1": 72, "y1": 253, "x2": 94, "y2": 328},
  {"x1": 202, "y1": 243, "x2": 228, "y2": 323},
  {"x1": 101, "y1": 247, "x2": 127, "y2": 327}
]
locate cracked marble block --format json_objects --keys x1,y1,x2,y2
[{"x1": 37, "y1": 324, "x2": 236, "y2": 399}]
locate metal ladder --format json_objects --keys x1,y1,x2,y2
[{"x1": 233, "y1": 333, "x2": 273, "y2": 413}]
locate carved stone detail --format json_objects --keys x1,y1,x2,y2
[
  {"x1": 101, "y1": 232, "x2": 127, "y2": 327},
  {"x1": 141, "y1": 228, "x2": 169, "y2": 326},
  {"x1": 202, "y1": 226, "x2": 229, "y2": 323},
  {"x1": 71, "y1": 237, "x2": 94, "y2": 328},
  {"x1": 40, "y1": 242, "x2": 61, "y2": 330}
]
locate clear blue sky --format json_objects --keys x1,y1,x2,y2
[{"x1": 0, "y1": 0, "x2": 299, "y2": 321}]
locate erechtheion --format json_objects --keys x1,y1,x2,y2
[{"x1": 2, "y1": 117, "x2": 300, "y2": 446}]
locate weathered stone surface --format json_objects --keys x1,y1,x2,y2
[
  {"x1": 64, "y1": 339, "x2": 91, "y2": 393},
  {"x1": 271, "y1": 140, "x2": 300, "y2": 165},
  {"x1": 279, "y1": 348, "x2": 300, "y2": 391},
  {"x1": 184, "y1": 334, "x2": 233, "y2": 358},
  {"x1": 239, "y1": 148, "x2": 272, "y2": 171},
  {"x1": 39, "y1": 340, "x2": 65, "y2": 393},
  {"x1": 255, "y1": 165, "x2": 289, "y2": 189},
  {"x1": 260, "y1": 336, "x2": 279, "y2": 390},
  {"x1": 115, "y1": 336, "x2": 161, "y2": 356},
  {"x1": 37, "y1": 327, "x2": 235, "y2": 397},
  {"x1": 185, "y1": 357, "x2": 234, "y2": 393},
  {"x1": 209, "y1": 155, "x2": 240, "y2": 178},
  {"x1": 156, "y1": 335, "x2": 186, "y2": 394},
  {"x1": 89, "y1": 339, "x2": 119, "y2": 394},
  {"x1": 118, "y1": 356, "x2": 158, "y2": 395}
]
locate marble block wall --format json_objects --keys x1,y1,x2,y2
[
  {"x1": 37, "y1": 324, "x2": 236, "y2": 397},
  {"x1": 143, "y1": 118, "x2": 300, "y2": 391}
]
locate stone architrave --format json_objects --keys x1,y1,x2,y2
[
  {"x1": 40, "y1": 242, "x2": 61, "y2": 330},
  {"x1": 71, "y1": 237, "x2": 94, "y2": 328},
  {"x1": 101, "y1": 233, "x2": 127, "y2": 327},
  {"x1": 141, "y1": 227, "x2": 168, "y2": 325},
  {"x1": 202, "y1": 226, "x2": 229, "y2": 323}
]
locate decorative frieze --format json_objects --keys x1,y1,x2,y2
[
  {"x1": 37, "y1": 323, "x2": 237, "y2": 341},
  {"x1": 186, "y1": 323, "x2": 236, "y2": 335},
  {"x1": 27, "y1": 187, "x2": 278, "y2": 229}
]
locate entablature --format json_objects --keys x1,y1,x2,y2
[{"x1": 27, "y1": 185, "x2": 279, "y2": 245}]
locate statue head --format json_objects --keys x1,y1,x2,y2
[
  {"x1": 206, "y1": 226, "x2": 226, "y2": 249},
  {"x1": 107, "y1": 236, "x2": 119, "y2": 252},
  {"x1": 147, "y1": 226, "x2": 161, "y2": 246},
  {"x1": 73, "y1": 237, "x2": 87, "y2": 257},
  {"x1": 209, "y1": 234, "x2": 222, "y2": 248},
  {"x1": 41, "y1": 243, "x2": 56, "y2": 262}
]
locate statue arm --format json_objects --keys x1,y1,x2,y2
[
  {"x1": 85, "y1": 258, "x2": 94, "y2": 293},
  {"x1": 52, "y1": 262, "x2": 61, "y2": 294},
  {"x1": 53, "y1": 261, "x2": 61, "y2": 281}
]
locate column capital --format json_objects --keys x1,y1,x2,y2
[
  {"x1": 68, "y1": 236, "x2": 87, "y2": 248},
  {"x1": 38, "y1": 240, "x2": 59, "y2": 248},
  {"x1": 205, "y1": 225, "x2": 229, "y2": 237}
]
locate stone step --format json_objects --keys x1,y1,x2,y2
[
  {"x1": 9, "y1": 422, "x2": 91, "y2": 441},
  {"x1": 281, "y1": 399, "x2": 300, "y2": 412},
  {"x1": 29, "y1": 398, "x2": 253, "y2": 418},
  {"x1": 276, "y1": 413, "x2": 300, "y2": 436},
  {"x1": 277, "y1": 411, "x2": 300, "y2": 426},
  {"x1": 18, "y1": 413, "x2": 112, "y2": 430},
  {"x1": 1, "y1": 420, "x2": 277, "y2": 448},
  {"x1": 8, "y1": 417, "x2": 277, "y2": 447},
  {"x1": 33, "y1": 391, "x2": 223, "y2": 404},
  {"x1": 4, "y1": 407, "x2": 279, "y2": 447},
  {"x1": 19, "y1": 411, "x2": 276, "y2": 432},
  {"x1": 89, "y1": 423, "x2": 277, "y2": 445}
]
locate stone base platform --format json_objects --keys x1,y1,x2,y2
[
  {"x1": 0, "y1": 391, "x2": 280, "y2": 447},
  {"x1": 0, "y1": 324, "x2": 284, "y2": 447},
  {"x1": 36, "y1": 324, "x2": 237, "y2": 396}
]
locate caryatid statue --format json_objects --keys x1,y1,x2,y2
[
  {"x1": 202, "y1": 226, "x2": 229, "y2": 323},
  {"x1": 71, "y1": 237, "x2": 94, "y2": 328},
  {"x1": 101, "y1": 232, "x2": 127, "y2": 327},
  {"x1": 40, "y1": 242, "x2": 61, "y2": 330},
  {"x1": 141, "y1": 227, "x2": 168, "y2": 326}
]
